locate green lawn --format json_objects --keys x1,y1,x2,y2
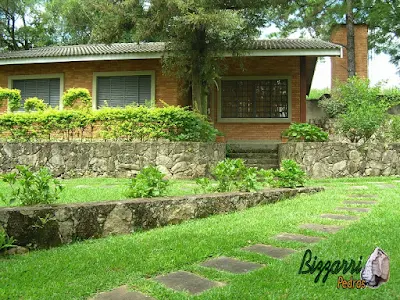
[
  {"x1": 0, "y1": 178, "x2": 200, "y2": 206},
  {"x1": 1, "y1": 177, "x2": 400, "y2": 299}
]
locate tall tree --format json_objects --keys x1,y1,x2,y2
[{"x1": 89, "y1": 0, "x2": 289, "y2": 114}]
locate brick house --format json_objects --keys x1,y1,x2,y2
[{"x1": 0, "y1": 39, "x2": 342, "y2": 141}]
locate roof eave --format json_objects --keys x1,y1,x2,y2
[{"x1": 0, "y1": 48, "x2": 342, "y2": 66}]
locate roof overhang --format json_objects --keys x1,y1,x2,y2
[{"x1": 0, "y1": 48, "x2": 341, "y2": 66}]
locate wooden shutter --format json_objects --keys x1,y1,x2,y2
[{"x1": 12, "y1": 78, "x2": 60, "y2": 108}]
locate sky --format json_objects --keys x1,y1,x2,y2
[{"x1": 260, "y1": 27, "x2": 400, "y2": 90}]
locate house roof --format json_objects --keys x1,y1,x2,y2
[{"x1": 0, "y1": 39, "x2": 341, "y2": 65}]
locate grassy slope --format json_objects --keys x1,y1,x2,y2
[
  {"x1": 1, "y1": 177, "x2": 399, "y2": 299},
  {"x1": 0, "y1": 178, "x2": 199, "y2": 206}
]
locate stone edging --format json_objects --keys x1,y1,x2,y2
[{"x1": 0, "y1": 186, "x2": 323, "y2": 249}]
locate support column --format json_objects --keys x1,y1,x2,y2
[{"x1": 300, "y1": 56, "x2": 307, "y2": 123}]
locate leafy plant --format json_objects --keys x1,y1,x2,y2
[
  {"x1": 62, "y1": 88, "x2": 92, "y2": 109},
  {"x1": 268, "y1": 159, "x2": 306, "y2": 188},
  {"x1": 318, "y1": 97, "x2": 347, "y2": 118},
  {"x1": 0, "y1": 226, "x2": 16, "y2": 251},
  {"x1": 282, "y1": 123, "x2": 328, "y2": 142},
  {"x1": 126, "y1": 166, "x2": 169, "y2": 198},
  {"x1": 0, "y1": 88, "x2": 21, "y2": 112},
  {"x1": 197, "y1": 158, "x2": 264, "y2": 193},
  {"x1": 0, "y1": 166, "x2": 64, "y2": 206},
  {"x1": 24, "y1": 97, "x2": 49, "y2": 112}
]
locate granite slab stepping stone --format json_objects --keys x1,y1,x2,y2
[
  {"x1": 348, "y1": 194, "x2": 377, "y2": 198},
  {"x1": 275, "y1": 233, "x2": 323, "y2": 243},
  {"x1": 300, "y1": 223, "x2": 344, "y2": 234},
  {"x1": 348, "y1": 186, "x2": 368, "y2": 190},
  {"x1": 375, "y1": 184, "x2": 397, "y2": 189},
  {"x1": 320, "y1": 214, "x2": 359, "y2": 221},
  {"x1": 200, "y1": 256, "x2": 263, "y2": 274},
  {"x1": 154, "y1": 271, "x2": 224, "y2": 295},
  {"x1": 242, "y1": 244, "x2": 296, "y2": 259},
  {"x1": 343, "y1": 200, "x2": 377, "y2": 205},
  {"x1": 92, "y1": 286, "x2": 155, "y2": 300},
  {"x1": 336, "y1": 207, "x2": 370, "y2": 212}
]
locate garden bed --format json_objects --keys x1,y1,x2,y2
[{"x1": 0, "y1": 186, "x2": 323, "y2": 249}]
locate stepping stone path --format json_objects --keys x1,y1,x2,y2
[
  {"x1": 343, "y1": 200, "x2": 377, "y2": 205},
  {"x1": 320, "y1": 214, "x2": 359, "y2": 221},
  {"x1": 299, "y1": 223, "x2": 344, "y2": 234},
  {"x1": 275, "y1": 233, "x2": 323, "y2": 243},
  {"x1": 92, "y1": 286, "x2": 154, "y2": 300},
  {"x1": 242, "y1": 244, "x2": 296, "y2": 259},
  {"x1": 336, "y1": 207, "x2": 370, "y2": 213},
  {"x1": 375, "y1": 184, "x2": 397, "y2": 189},
  {"x1": 200, "y1": 256, "x2": 263, "y2": 274},
  {"x1": 154, "y1": 271, "x2": 224, "y2": 295},
  {"x1": 348, "y1": 194, "x2": 377, "y2": 198},
  {"x1": 349, "y1": 186, "x2": 368, "y2": 190}
]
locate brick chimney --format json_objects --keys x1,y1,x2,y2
[{"x1": 330, "y1": 24, "x2": 368, "y2": 89}]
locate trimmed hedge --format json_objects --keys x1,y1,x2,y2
[{"x1": 0, "y1": 106, "x2": 218, "y2": 142}]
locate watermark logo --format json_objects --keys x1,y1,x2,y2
[{"x1": 298, "y1": 247, "x2": 390, "y2": 289}]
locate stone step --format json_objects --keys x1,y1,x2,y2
[
  {"x1": 200, "y1": 256, "x2": 264, "y2": 274},
  {"x1": 242, "y1": 244, "x2": 296, "y2": 259},
  {"x1": 246, "y1": 164, "x2": 279, "y2": 170},
  {"x1": 227, "y1": 152, "x2": 278, "y2": 159},
  {"x1": 320, "y1": 214, "x2": 360, "y2": 221},
  {"x1": 154, "y1": 271, "x2": 224, "y2": 295},
  {"x1": 91, "y1": 286, "x2": 155, "y2": 300},
  {"x1": 242, "y1": 157, "x2": 279, "y2": 164},
  {"x1": 300, "y1": 223, "x2": 345, "y2": 234},
  {"x1": 275, "y1": 233, "x2": 324, "y2": 244},
  {"x1": 227, "y1": 143, "x2": 279, "y2": 153},
  {"x1": 336, "y1": 207, "x2": 371, "y2": 213}
]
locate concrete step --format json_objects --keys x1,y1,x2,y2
[
  {"x1": 246, "y1": 164, "x2": 279, "y2": 170},
  {"x1": 227, "y1": 152, "x2": 278, "y2": 159},
  {"x1": 227, "y1": 143, "x2": 279, "y2": 153},
  {"x1": 242, "y1": 158, "x2": 279, "y2": 165}
]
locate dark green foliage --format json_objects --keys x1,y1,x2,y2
[
  {"x1": 318, "y1": 98, "x2": 347, "y2": 118},
  {"x1": 282, "y1": 123, "x2": 328, "y2": 142},
  {"x1": 0, "y1": 106, "x2": 218, "y2": 142},
  {"x1": 0, "y1": 226, "x2": 16, "y2": 251},
  {"x1": 126, "y1": 166, "x2": 169, "y2": 198},
  {"x1": 267, "y1": 159, "x2": 306, "y2": 188},
  {"x1": 0, "y1": 166, "x2": 64, "y2": 206}
]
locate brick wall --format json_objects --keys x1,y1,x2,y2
[
  {"x1": 0, "y1": 59, "x2": 183, "y2": 109},
  {"x1": 211, "y1": 56, "x2": 301, "y2": 141},
  {"x1": 330, "y1": 24, "x2": 368, "y2": 88}
]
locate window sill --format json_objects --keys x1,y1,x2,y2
[{"x1": 217, "y1": 118, "x2": 291, "y2": 124}]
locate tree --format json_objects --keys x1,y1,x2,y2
[
  {"x1": 0, "y1": 0, "x2": 48, "y2": 50},
  {"x1": 269, "y1": 0, "x2": 400, "y2": 75},
  {"x1": 89, "y1": 0, "x2": 289, "y2": 115}
]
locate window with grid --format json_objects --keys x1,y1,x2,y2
[{"x1": 221, "y1": 79, "x2": 289, "y2": 118}]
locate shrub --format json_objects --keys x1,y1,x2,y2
[
  {"x1": 0, "y1": 88, "x2": 21, "y2": 112},
  {"x1": 389, "y1": 116, "x2": 400, "y2": 141},
  {"x1": 126, "y1": 166, "x2": 169, "y2": 198},
  {"x1": 318, "y1": 97, "x2": 347, "y2": 118},
  {"x1": 197, "y1": 158, "x2": 264, "y2": 193},
  {"x1": 62, "y1": 88, "x2": 92, "y2": 109},
  {"x1": 24, "y1": 97, "x2": 49, "y2": 112},
  {"x1": 333, "y1": 77, "x2": 390, "y2": 143},
  {"x1": 0, "y1": 226, "x2": 16, "y2": 251},
  {"x1": 268, "y1": 159, "x2": 306, "y2": 188},
  {"x1": 282, "y1": 123, "x2": 328, "y2": 142},
  {"x1": 0, "y1": 166, "x2": 64, "y2": 206}
]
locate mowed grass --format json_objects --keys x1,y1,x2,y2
[
  {"x1": 1, "y1": 177, "x2": 400, "y2": 299},
  {"x1": 0, "y1": 178, "x2": 200, "y2": 206}
]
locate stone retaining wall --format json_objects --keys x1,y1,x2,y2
[
  {"x1": 0, "y1": 142, "x2": 226, "y2": 178},
  {"x1": 279, "y1": 142, "x2": 400, "y2": 178},
  {"x1": 0, "y1": 187, "x2": 322, "y2": 249}
]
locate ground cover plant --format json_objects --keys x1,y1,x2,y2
[
  {"x1": 282, "y1": 123, "x2": 328, "y2": 142},
  {"x1": 0, "y1": 177, "x2": 399, "y2": 299}
]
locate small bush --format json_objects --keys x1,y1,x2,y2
[
  {"x1": 0, "y1": 166, "x2": 64, "y2": 206},
  {"x1": 126, "y1": 166, "x2": 169, "y2": 198},
  {"x1": 62, "y1": 88, "x2": 92, "y2": 109},
  {"x1": 24, "y1": 97, "x2": 49, "y2": 112},
  {"x1": 282, "y1": 123, "x2": 328, "y2": 142},
  {"x1": 389, "y1": 116, "x2": 400, "y2": 141},
  {"x1": 268, "y1": 160, "x2": 306, "y2": 188},
  {"x1": 197, "y1": 158, "x2": 264, "y2": 193},
  {"x1": 318, "y1": 97, "x2": 347, "y2": 118},
  {"x1": 0, "y1": 226, "x2": 16, "y2": 251},
  {"x1": 0, "y1": 88, "x2": 21, "y2": 112}
]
